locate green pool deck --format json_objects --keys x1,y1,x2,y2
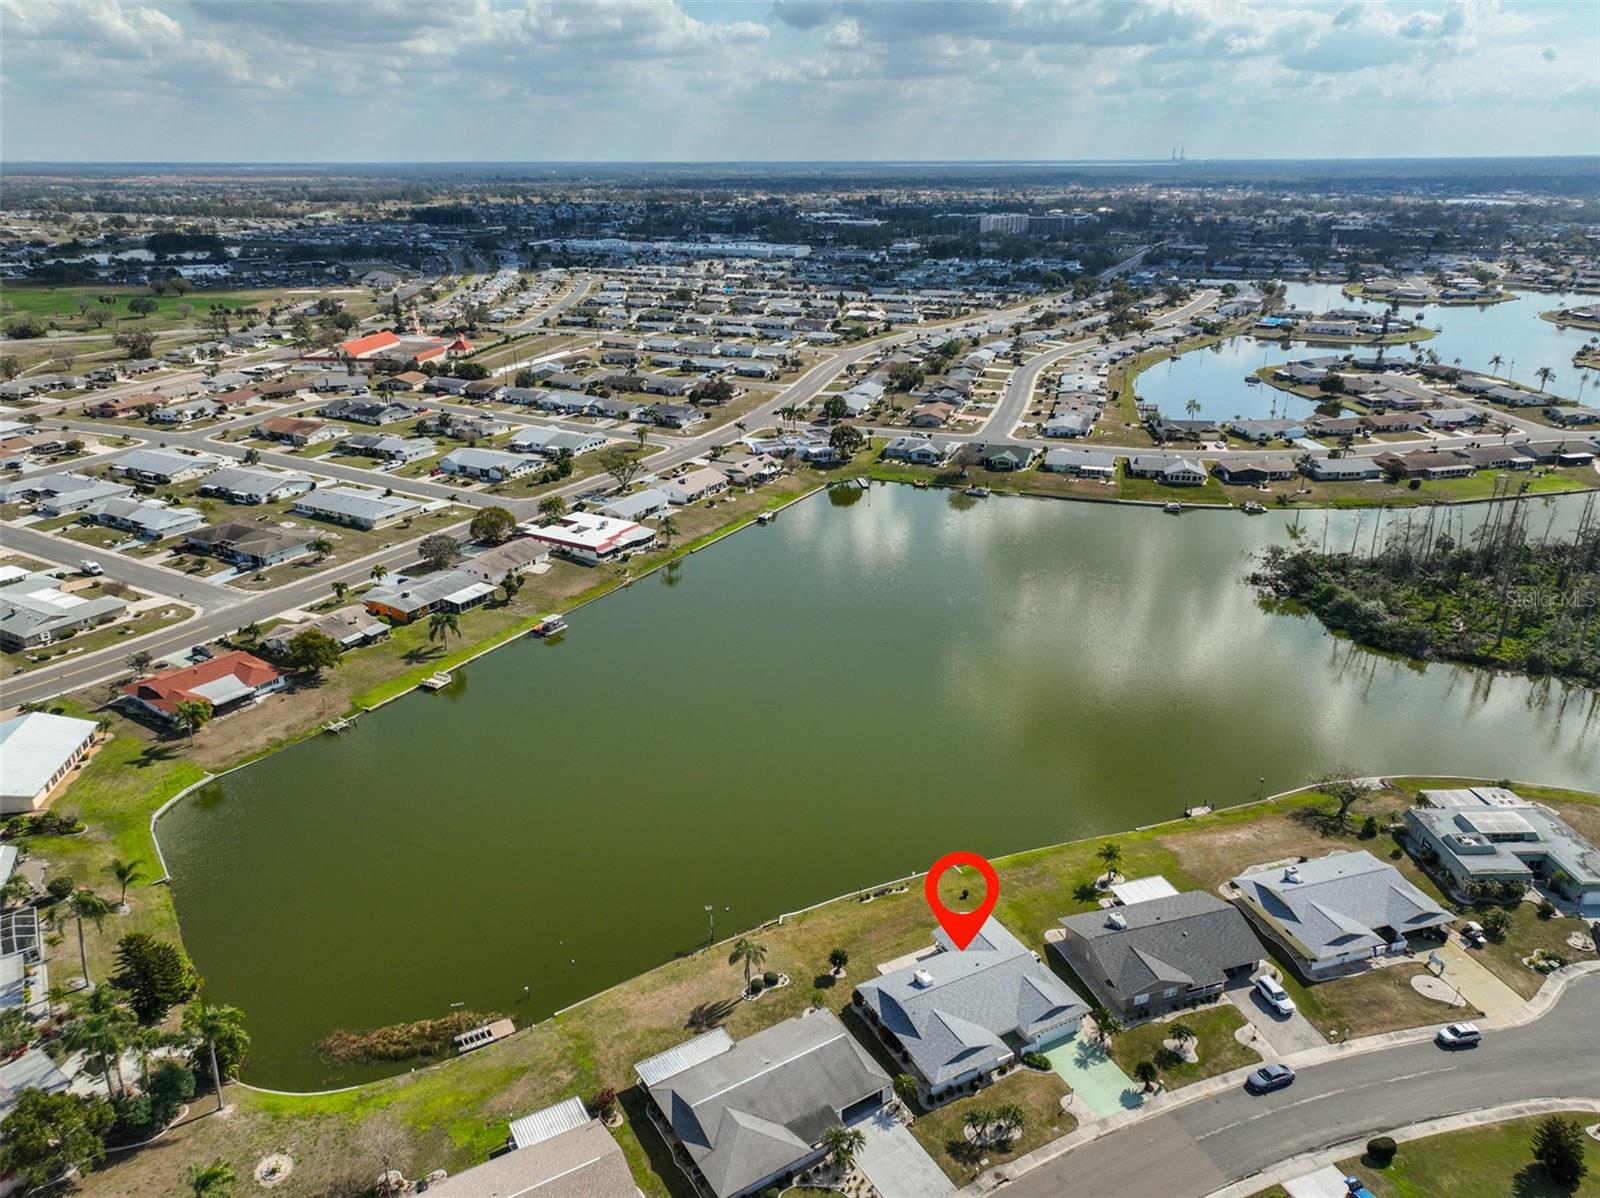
[{"x1": 1044, "y1": 1031, "x2": 1145, "y2": 1118}]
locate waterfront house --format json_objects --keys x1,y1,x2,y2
[
  {"x1": 852, "y1": 918, "x2": 1088, "y2": 1100},
  {"x1": 979, "y1": 443, "x2": 1036, "y2": 471},
  {"x1": 1041, "y1": 448, "x2": 1118, "y2": 477},
  {"x1": 1303, "y1": 456, "x2": 1382, "y2": 481},
  {"x1": 198, "y1": 466, "x2": 315, "y2": 505},
  {"x1": 262, "y1": 606, "x2": 388, "y2": 656},
  {"x1": 1408, "y1": 787, "x2": 1600, "y2": 911},
  {"x1": 1052, "y1": 892, "x2": 1262, "y2": 1022},
  {"x1": 1373, "y1": 450, "x2": 1474, "y2": 480},
  {"x1": 122, "y1": 651, "x2": 284, "y2": 721},
  {"x1": 1230, "y1": 850, "x2": 1452, "y2": 977},
  {"x1": 599, "y1": 488, "x2": 671, "y2": 522},
  {"x1": 292, "y1": 486, "x2": 422, "y2": 530},
  {"x1": 422, "y1": 1099, "x2": 635, "y2": 1198},
  {"x1": 0, "y1": 711, "x2": 100, "y2": 814},
  {"x1": 363, "y1": 570, "x2": 496, "y2": 623},
  {"x1": 881, "y1": 435, "x2": 957, "y2": 466},
  {"x1": 716, "y1": 454, "x2": 781, "y2": 487},
  {"x1": 0, "y1": 572, "x2": 128, "y2": 650},
  {"x1": 635, "y1": 1009, "x2": 890, "y2": 1198},
  {"x1": 183, "y1": 521, "x2": 316, "y2": 570},
  {"x1": 1211, "y1": 458, "x2": 1294, "y2": 485},
  {"x1": 1126, "y1": 456, "x2": 1205, "y2": 486},
  {"x1": 458, "y1": 539, "x2": 551, "y2": 584},
  {"x1": 1228, "y1": 419, "x2": 1307, "y2": 443},
  {"x1": 660, "y1": 466, "x2": 728, "y2": 505},
  {"x1": 524, "y1": 511, "x2": 656, "y2": 566}
]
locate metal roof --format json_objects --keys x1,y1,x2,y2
[
  {"x1": 635, "y1": 1027, "x2": 734, "y2": 1088},
  {"x1": 1110, "y1": 875, "x2": 1180, "y2": 906},
  {"x1": 508, "y1": 1095, "x2": 591, "y2": 1151}
]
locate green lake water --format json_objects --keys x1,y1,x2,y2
[{"x1": 158, "y1": 486, "x2": 1600, "y2": 1088}]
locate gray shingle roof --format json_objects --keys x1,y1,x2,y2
[
  {"x1": 1232, "y1": 850, "x2": 1450, "y2": 960},
  {"x1": 1058, "y1": 891, "x2": 1261, "y2": 997},
  {"x1": 854, "y1": 919, "x2": 1087, "y2": 1087},
  {"x1": 638, "y1": 1010, "x2": 888, "y2": 1198}
]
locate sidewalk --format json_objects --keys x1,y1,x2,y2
[
  {"x1": 966, "y1": 960, "x2": 1600, "y2": 1194},
  {"x1": 1205, "y1": 1097, "x2": 1600, "y2": 1198}
]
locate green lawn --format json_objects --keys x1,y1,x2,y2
[
  {"x1": 1341, "y1": 1113, "x2": 1600, "y2": 1198},
  {"x1": 1, "y1": 284, "x2": 373, "y2": 333},
  {"x1": 1109, "y1": 1004, "x2": 1261, "y2": 1089},
  {"x1": 907, "y1": 1069, "x2": 1075, "y2": 1185}
]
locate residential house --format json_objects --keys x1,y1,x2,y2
[
  {"x1": 1126, "y1": 456, "x2": 1206, "y2": 486},
  {"x1": 183, "y1": 521, "x2": 316, "y2": 569},
  {"x1": 458, "y1": 539, "x2": 551, "y2": 584},
  {"x1": 979, "y1": 443, "x2": 1035, "y2": 471},
  {"x1": 462, "y1": 380, "x2": 506, "y2": 403},
  {"x1": 421, "y1": 1100, "x2": 637, "y2": 1198},
  {"x1": 523, "y1": 511, "x2": 656, "y2": 565},
  {"x1": 1230, "y1": 850, "x2": 1452, "y2": 976},
  {"x1": 85, "y1": 393, "x2": 167, "y2": 419},
  {"x1": 0, "y1": 711, "x2": 100, "y2": 814},
  {"x1": 379, "y1": 371, "x2": 429, "y2": 392},
  {"x1": 650, "y1": 403, "x2": 707, "y2": 430},
  {"x1": 85, "y1": 496, "x2": 205, "y2": 540},
  {"x1": 263, "y1": 606, "x2": 388, "y2": 656},
  {"x1": 198, "y1": 466, "x2": 315, "y2": 505},
  {"x1": 908, "y1": 402, "x2": 956, "y2": 428},
  {"x1": 1228, "y1": 419, "x2": 1307, "y2": 443},
  {"x1": 660, "y1": 466, "x2": 728, "y2": 505},
  {"x1": 292, "y1": 486, "x2": 422, "y2": 530},
  {"x1": 1303, "y1": 456, "x2": 1382, "y2": 482},
  {"x1": 853, "y1": 918, "x2": 1088, "y2": 1099},
  {"x1": 598, "y1": 489, "x2": 671, "y2": 522},
  {"x1": 439, "y1": 447, "x2": 538, "y2": 483},
  {"x1": 1042, "y1": 411, "x2": 1095, "y2": 438},
  {"x1": 1051, "y1": 891, "x2": 1262, "y2": 1021},
  {"x1": 0, "y1": 472, "x2": 132, "y2": 515},
  {"x1": 337, "y1": 433, "x2": 435, "y2": 464},
  {"x1": 363, "y1": 570, "x2": 496, "y2": 623},
  {"x1": 508, "y1": 427, "x2": 608, "y2": 457},
  {"x1": 1040, "y1": 448, "x2": 1118, "y2": 478},
  {"x1": 149, "y1": 398, "x2": 220, "y2": 425},
  {"x1": 1211, "y1": 458, "x2": 1294, "y2": 485},
  {"x1": 122, "y1": 651, "x2": 284, "y2": 721},
  {"x1": 1374, "y1": 450, "x2": 1474, "y2": 480},
  {"x1": 1408, "y1": 787, "x2": 1600, "y2": 911},
  {"x1": 716, "y1": 454, "x2": 781, "y2": 487},
  {"x1": 256, "y1": 416, "x2": 335, "y2": 446},
  {"x1": 108, "y1": 448, "x2": 222, "y2": 485},
  {"x1": 881, "y1": 436, "x2": 957, "y2": 466},
  {"x1": 0, "y1": 571, "x2": 128, "y2": 650},
  {"x1": 635, "y1": 1010, "x2": 890, "y2": 1198},
  {"x1": 318, "y1": 398, "x2": 412, "y2": 425}
]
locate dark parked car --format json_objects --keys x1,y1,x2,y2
[{"x1": 1245, "y1": 1064, "x2": 1297, "y2": 1094}]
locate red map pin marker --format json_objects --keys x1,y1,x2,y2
[{"x1": 924, "y1": 851, "x2": 1000, "y2": 951}]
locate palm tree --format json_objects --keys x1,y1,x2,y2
[
  {"x1": 309, "y1": 537, "x2": 335, "y2": 561},
  {"x1": 1134, "y1": 1060, "x2": 1159, "y2": 1092},
  {"x1": 105, "y1": 858, "x2": 144, "y2": 907},
  {"x1": 963, "y1": 1107, "x2": 995, "y2": 1144},
  {"x1": 727, "y1": 937, "x2": 767, "y2": 995},
  {"x1": 332, "y1": 580, "x2": 350, "y2": 603},
  {"x1": 1535, "y1": 365, "x2": 1555, "y2": 393},
  {"x1": 185, "y1": 1000, "x2": 249, "y2": 1113},
  {"x1": 370, "y1": 564, "x2": 389, "y2": 583},
  {"x1": 65, "y1": 1000, "x2": 133, "y2": 1098},
  {"x1": 187, "y1": 1158, "x2": 236, "y2": 1198},
  {"x1": 173, "y1": 698, "x2": 212, "y2": 745},
  {"x1": 427, "y1": 610, "x2": 460, "y2": 645},
  {"x1": 1088, "y1": 1006, "x2": 1122, "y2": 1048},
  {"x1": 657, "y1": 516, "x2": 679, "y2": 546},
  {"x1": 821, "y1": 1124, "x2": 866, "y2": 1173},
  {"x1": 827, "y1": 947, "x2": 849, "y2": 977},
  {"x1": 1489, "y1": 353, "x2": 1504, "y2": 376},
  {"x1": 1169, "y1": 1021, "x2": 1197, "y2": 1052},
  {"x1": 994, "y1": 1103, "x2": 1025, "y2": 1139},
  {"x1": 68, "y1": 888, "x2": 112, "y2": 987},
  {"x1": 1184, "y1": 397, "x2": 1201, "y2": 418},
  {"x1": 1095, "y1": 841, "x2": 1123, "y2": 885},
  {"x1": 893, "y1": 1073, "x2": 919, "y2": 1107}
]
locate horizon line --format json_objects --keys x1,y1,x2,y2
[{"x1": 4, "y1": 154, "x2": 1599, "y2": 168}]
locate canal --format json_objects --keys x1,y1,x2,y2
[
  {"x1": 158, "y1": 486, "x2": 1600, "y2": 1089},
  {"x1": 1136, "y1": 283, "x2": 1598, "y2": 423}
]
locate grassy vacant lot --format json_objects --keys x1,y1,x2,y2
[
  {"x1": 1, "y1": 283, "x2": 375, "y2": 332},
  {"x1": 1340, "y1": 1113, "x2": 1600, "y2": 1198},
  {"x1": 1109, "y1": 1004, "x2": 1261, "y2": 1089},
  {"x1": 907, "y1": 1069, "x2": 1075, "y2": 1185}
]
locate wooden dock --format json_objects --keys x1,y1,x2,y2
[{"x1": 453, "y1": 1018, "x2": 516, "y2": 1054}]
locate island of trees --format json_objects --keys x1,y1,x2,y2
[{"x1": 1249, "y1": 493, "x2": 1599, "y2": 687}]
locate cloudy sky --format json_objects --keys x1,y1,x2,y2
[{"x1": 3, "y1": 0, "x2": 1596, "y2": 162}]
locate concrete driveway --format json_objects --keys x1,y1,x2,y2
[
  {"x1": 851, "y1": 1107, "x2": 953, "y2": 1198},
  {"x1": 1431, "y1": 939, "x2": 1525, "y2": 1019},
  {"x1": 1225, "y1": 984, "x2": 1327, "y2": 1057}
]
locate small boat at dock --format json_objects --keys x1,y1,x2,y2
[
  {"x1": 1244, "y1": 374, "x2": 1262, "y2": 385},
  {"x1": 532, "y1": 614, "x2": 567, "y2": 638},
  {"x1": 1242, "y1": 501, "x2": 1267, "y2": 515},
  {"x1": 1163, "y1": 501, "x2": 1183, "y2": 514},
  {"x1": 913, "y1": 478, "x2": 930, "y2": 489},
  {"x1": 420, "y1": 672, "x2": 453, "y2": 690},
  {"x1": 322, "y1": 717, "x2": 355, "y2": 734},
  {"x1": 963, "y1": 485, "x2": 991, "y2": 497},
  {"x1": 756, "y1": 511, "x2": 774, "y2": 525}
]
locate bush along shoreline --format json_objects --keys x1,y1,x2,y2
[{"x1": 1249, "y1": 492, "x2": 1600, "y2": 687}]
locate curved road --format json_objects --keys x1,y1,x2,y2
[{"x1": 1002, "y1": 973, "x2": 1600, "y2": 1197}]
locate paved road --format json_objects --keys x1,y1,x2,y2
[{"x1": 1002, "y1": 973, "x2": 1600, "y2": 1197}]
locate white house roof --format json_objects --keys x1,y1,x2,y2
[
  {"x1": 507, "y1": 1095, "x2": 591, "y2": 1151},
  {"x1": 0, "y1": 711, "x2": 98, "y2": 803}
]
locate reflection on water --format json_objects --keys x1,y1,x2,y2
[{"x1": 159, "y1": 487, "x2": 1600, "y2": 1089}]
